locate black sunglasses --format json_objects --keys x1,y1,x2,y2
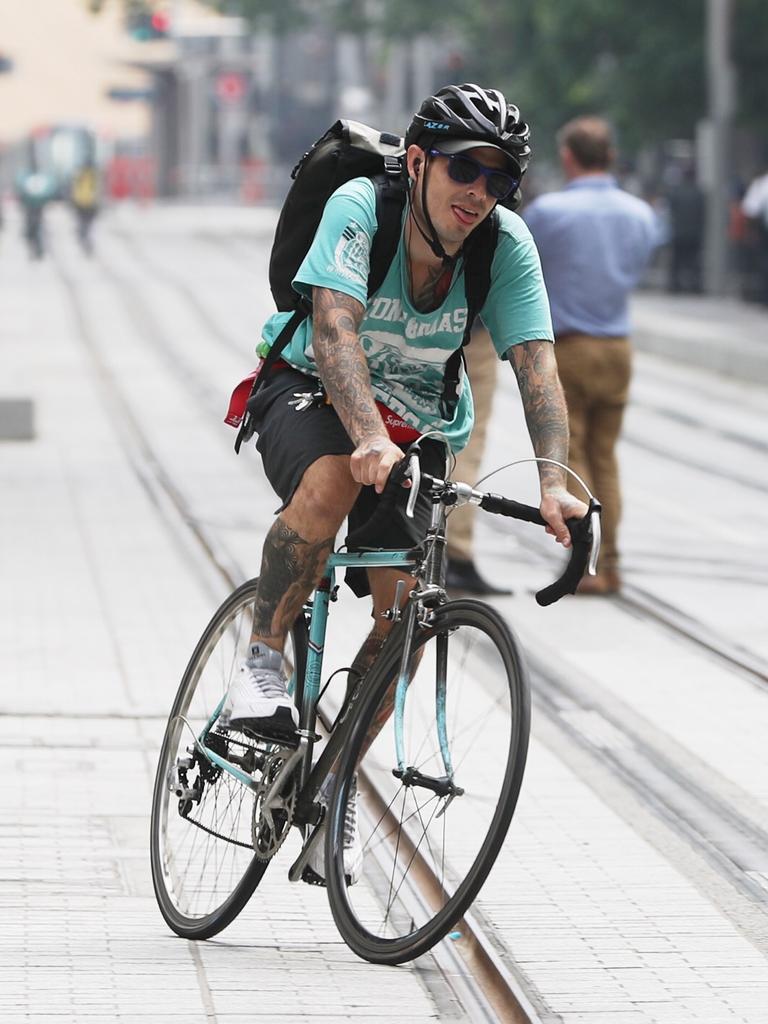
[{"x1": 429, "y1": 149, "x2": 520, "y2": 201}]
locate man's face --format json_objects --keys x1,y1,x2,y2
[{"x1": 408, "y1": 144, "x2": 511, "y2": 250}]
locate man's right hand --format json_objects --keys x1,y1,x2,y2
[{"x1": 350, "y1": 436, "x2": 405, "y2": 494}]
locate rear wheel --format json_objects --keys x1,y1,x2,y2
[
  {"x1": 150, "y1": 578, "x2": 308, "y2": 939},
  {"x1": 325, "y1": 599, "x2": 529, "y2": 964}
]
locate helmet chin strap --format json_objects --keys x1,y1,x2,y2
[{"x1": 409, "y1": 153, "x2": 457, "y2": 269}]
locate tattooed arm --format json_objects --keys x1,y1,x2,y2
[
  {"x1": 312, "y1": 286, "x2": 403, "y2": 492},
  {"x1": 509, "y1": 340, "x2": 587, "y2": 545}
]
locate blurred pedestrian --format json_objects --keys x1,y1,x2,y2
[
  {"x1": 741, "y1": 163, "x2": 768, "y2": 305},
  {"x1": 70, "y1": 158, "x2": 100, "y2": 255},
  {"x1": 665, "y1": 163, "x2": 704, "y2": 294},
  {"x1": 728, "y1": 181, "x2": 755, "y2": 300},
  {"x1": 523, "y1": 116, "x2": 659, "y2": 594},
  {"x1": 15, "y1": 165, "x2": 56, "y2": 260},
  {"x1": 446, "y1": 324, "x2": 511, "y2": 595}
]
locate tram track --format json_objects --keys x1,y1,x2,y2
[
  {"x1": 50, "y1": 253, "x2": 241, "y2": 604},
  {"x1": 49, "y1": 232, "x2": 540, "y2": 1024},
  {"x1": 629, "y1": 398, "x2": 768, "y2": 457},
  {"x1": 527, "y1": 650, "x2": 768, "y2": 911},
  {"x1": 479, "y1": 525, "x2": 768, "y2": 936},
  {"x1": 493, "y1": 500, "x2": 768, "y2": 696},
  {"x1": 109, "y1": 226, "x2": 253, "y2": 363},
  {"x1": 617, "y1": 581, "x2": 768, "y2": 689},
  {"x1": 622, "y1": 427, "x2": 768, "y2": 495}
]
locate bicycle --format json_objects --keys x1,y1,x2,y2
[{"x1": 150, "y1": 441, "x2": 600, "y2": 964}]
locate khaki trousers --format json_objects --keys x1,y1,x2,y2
[
  {"x1": 447, "y1": 327, "x2": 498, "y2": 563},
  {"x1": 554, "y1": 334, "x2": 632, "y2": 573}
]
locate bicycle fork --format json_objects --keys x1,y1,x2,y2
[{"x1": 393, "y1": 501, "x2": 464, "y2": 808}]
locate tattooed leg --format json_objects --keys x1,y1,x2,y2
[
  {"x1": 347, "y1": 624, "x2": 390, "y2": 696},
  {"x1": 332, "y1": 623, "x2": 398, "y2": 770},
  {"x1": 251, "y1": 454, "x2": 360, "y2": 652},
  {"x1": 354, "y1": 629, "x2": 425, "y2": 761},
  {"x1": 352, "y1": 569, "x2": 421, "y2": 759},
  {"x1": 250, "y1": 517, "x2": 335, "y2": 652}
]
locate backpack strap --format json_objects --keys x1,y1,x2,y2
[
  {"x1": 235, "y1": 169, "x2": 406, "y2": 455},
  {"x1": 233, "y1": 304, "x2": 308, "y2": 453},
  {"x1": 368, "y1": 167, "x2": 408, "y2": 296},
  {"x1": 439, "y1": 209, "x2": 500, "y2": 419},
  {"x1": 252, "y1": 171, "x2": 404, "y2": 388}
]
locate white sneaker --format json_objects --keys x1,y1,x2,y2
[
  {"x1": 219, "y1": 642, "x2": 299, "y2": 741},
  {"x1": 303, "y1": 775, "x2": 362, "y2": 887}
]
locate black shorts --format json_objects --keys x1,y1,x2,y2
[{"x1": 248, "y1": 367, "x2": 448, "y2": 596}]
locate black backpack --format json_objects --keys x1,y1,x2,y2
[{"x1": 235, "y1": 119, "x2": 498, "y2": 452}]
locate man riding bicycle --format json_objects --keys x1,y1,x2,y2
[{"x1": 222, "y1": 83, "x2": 588, "y2": 882}]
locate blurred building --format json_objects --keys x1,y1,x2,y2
[
  {"x1": 136, "y1": 12, "x2": 446, "y2": 202},
  {"x1": 0, "y1": 0, "x2": 153, "y2": 146},
  {"x1": 0, "y1": 1, "x2": 455, "y2": 204}
]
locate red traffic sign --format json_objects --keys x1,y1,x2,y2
[{"x1": 215, "y1": 73, "x2": 247, "y2": 105}]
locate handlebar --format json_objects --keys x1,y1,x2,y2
[
  {"x1": 345, "y1": 447, "x2": 602, "y2": 606},
  {"x1": 477, "y1": 490, "x2": 600, "y2": 606}
]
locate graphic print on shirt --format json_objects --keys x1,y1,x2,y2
[
  {"x1": 327, "y1": 220, "x2": 371, "y2": 285},
  {"x1": 359, "y1": 303, "x2": 469, "y2": 417}
]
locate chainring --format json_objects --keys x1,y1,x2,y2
[{"x1": 251, "y1": 753, "x2": 297, "y2": 861}]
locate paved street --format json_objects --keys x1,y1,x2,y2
[{"x1": 2, "y1": 200, "x2": 768, "y2": 1023}]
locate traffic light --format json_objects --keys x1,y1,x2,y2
[
  {"x1": 126, "y1": 1, "x2": 170, "y2": 40},
  {"x1": 150, "y1": 10, "x2": 170, "y2": 35}
]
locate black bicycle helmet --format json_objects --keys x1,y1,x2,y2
[{"x1": 406, "y1": 83, "x2": 531, "y2": 178}]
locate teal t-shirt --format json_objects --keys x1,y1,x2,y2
[{"x1": 261, "y1": 178, "x2": 553, "y2": 452}]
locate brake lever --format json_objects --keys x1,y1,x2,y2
[
  {"x1": 587, "y1": 499, "x2": 602, "y2": 576},
  {"x1": 405, "y1": 453, "x2": 421, "y2": 519}
]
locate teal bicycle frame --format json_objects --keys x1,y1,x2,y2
[{"x1": 187, "y1": 544, "x2": 461, "y2": 814}]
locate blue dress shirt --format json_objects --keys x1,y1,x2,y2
[{"x1": 522, "y1": 175, "x2": 660, "y2": 338}]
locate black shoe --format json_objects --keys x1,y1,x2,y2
[{"x1": 445, "y1": 559, "x2": 512, "y2": 596}]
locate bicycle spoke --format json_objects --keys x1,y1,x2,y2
[
  {"x1": 383, "y1": 790, "x2": 443, "y2": 919},
  {"x1": 151, "y1": 580, "x2": 308, "y2": 936},
  {"x1": 327, "y1": 605, "x2": 528, "y2": 960}
]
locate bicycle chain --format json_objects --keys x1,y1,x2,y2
[
  {"x1": 175, "y1": 740, "x2": 295, "y2": 857},
  {"x1": 181, "y1": 812, "x2": 254, "y2": 850}
]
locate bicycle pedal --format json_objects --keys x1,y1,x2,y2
[
  {"x1": 237, "y1": 720, "x2": 300, "y2": 749},
  {"x1": 300, "y1": 865, "x2": 327, "y2": 888}
]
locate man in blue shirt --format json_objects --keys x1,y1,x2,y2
[{"x1": 524, "y1": 116, "x2": 659, "y2": 594}]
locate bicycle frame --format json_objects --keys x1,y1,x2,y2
[
  {"x1": 153, "y1": 445, "x2": 595, "y2": 950},
  {"x1": 190, "y1": 548, "x2": 420, "y2": 810}
]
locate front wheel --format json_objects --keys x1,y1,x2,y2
[
  {"x1": 150, "y1": 578, "x2": 308, "y2": 940},
  {"x1": 325, "y1": 599, "x2": 530, "y2": 964}
]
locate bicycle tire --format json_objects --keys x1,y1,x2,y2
[
  {"x1": 150, "y1": 578, "x2": 308, "y2": 940},
  {"x1": 325, "y1": 599, "x2": 529, "y2": 964}
]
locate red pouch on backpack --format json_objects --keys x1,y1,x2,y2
[{"x1": 225, "y1": 369, "x2": 260, "y2": 427}]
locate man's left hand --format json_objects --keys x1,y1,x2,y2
[{"x1": 540, "y1": 488, "x2": 588, "y2": 548}]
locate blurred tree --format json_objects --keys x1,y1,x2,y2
[
  {"x1": 733, "y1": 0, "x2": 768, "y2": 135},
  {"x1": 123, "y1": 0, "x2": 765, "y2": 159},
  {"x1": 202, "y1": 0, "x2": 315, "y2": 32},
  {"x1": 374, "y1": 0, "x2": 706, "y2": 157},
  {"x1": 202, "y1": 0, "x2": 371, "y2": 33},
  {"x1": 203, "y1": 0, "x2": 708, "y2": 156}
]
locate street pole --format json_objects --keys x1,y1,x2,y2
[{"x1": 704, "y1": 0, "x2": 735, "y2": 295}]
